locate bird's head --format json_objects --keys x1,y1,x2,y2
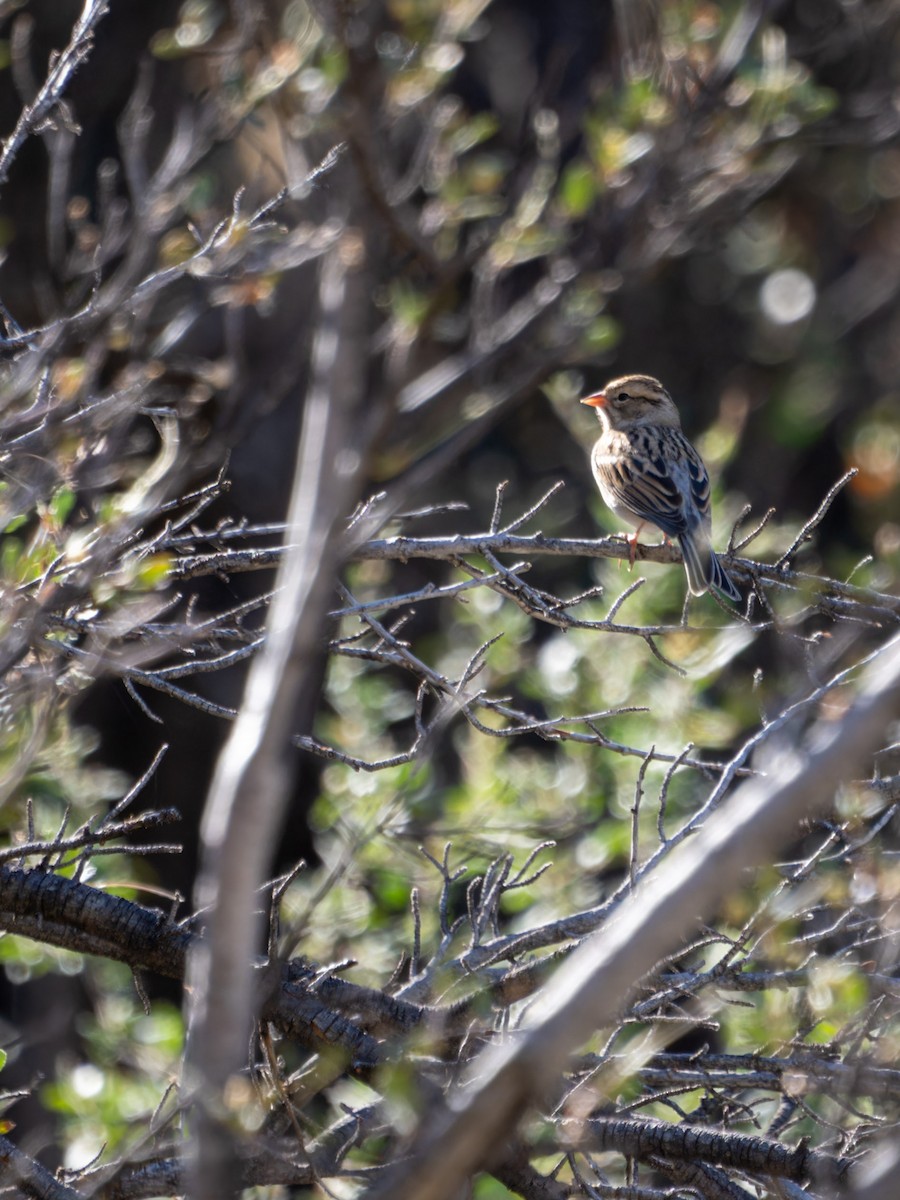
[{"x1": 581, "y1": 374, "x2": 681, "y2": 431}]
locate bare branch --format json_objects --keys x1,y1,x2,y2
[{"x1": 0, "y1": 0, "x2": 109, "y2": 188}]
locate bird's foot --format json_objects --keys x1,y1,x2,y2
[{"x1": 623, "y1": 524, "x2": 646, "y2": 571}]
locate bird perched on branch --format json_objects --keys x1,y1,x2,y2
[{"x1": 581, "y1": 373, "x2": 740, "y2": 602}]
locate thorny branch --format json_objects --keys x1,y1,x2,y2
[
  {"x1": 0, "y1": 0, "x2": 110, "y2": 191},
  {"x1": 166, "y1": 506, "x2": 900, "y2": 630},
  {"x1": 26, "y1": 474, "x2": 886, "y2": 787}
]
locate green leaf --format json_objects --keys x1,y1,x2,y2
[
  {"x1": 559, "y1": 160, "x2": 597, "y2": 218},
  {"x1": 134, "y1": 554, "x2": 172, "y2": 590},
  {"x1": 449, "y1": 113, "x2": 500, "y2": 155},
  {"x1": 1, "y1": 536, "x2": 23, "y2": 579},
  {"x1": 2, "y1": 510, "x2": 28, "y2": 534},
  {"x1": 581, "y1": 315, "x2": 622, "y2": 353},
  {"x1": 48, "y1": 487, "x2": 76, "y2": 527}
]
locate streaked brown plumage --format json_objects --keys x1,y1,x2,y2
[{"x1": 581, "y1": 374, "x2": 740, "y2": 602}]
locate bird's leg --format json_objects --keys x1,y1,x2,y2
[{"x1": 625, "y1": 523, "x2": 647, "y2": 570}]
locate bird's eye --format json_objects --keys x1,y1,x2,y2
[{"x1": 614, "y1": 392, "x2": 630, "y2": 404}]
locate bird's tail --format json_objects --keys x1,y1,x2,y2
[{"x1": 680, "y1": 532, "x2": 741, "y2": 602}]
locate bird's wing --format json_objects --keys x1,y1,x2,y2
[
  {"x1": 594, "y1": 428, "x2": 703, "y2": 540},
  {"x1": 680, "y1": 434, "x2": 712, "y2": 528}
]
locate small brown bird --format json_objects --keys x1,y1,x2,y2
[{"x1": 581, "y1": 374, "x2": 740, "y2": 602}]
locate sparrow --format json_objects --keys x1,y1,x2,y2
[{"x1": 581, "y1": 374, "x2": 741, "y2": 602}]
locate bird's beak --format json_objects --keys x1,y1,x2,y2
[{"x1": 580, "y1": 392, "x2": 606, "y2": 409}]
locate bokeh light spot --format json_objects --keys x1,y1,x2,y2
[{"x1": 760, "y1": 268, "x2": 816, "y2": 324}]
